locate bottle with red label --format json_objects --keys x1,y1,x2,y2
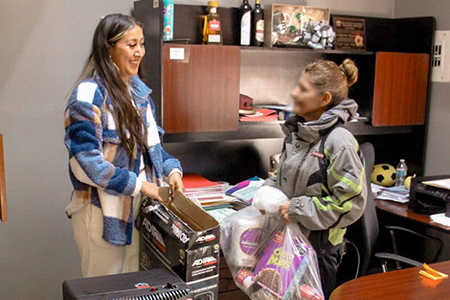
[
  {"x1": 203, "y1": 1, "x2": 223, "y2": 45},
  {"x1": 251, "y1": 0, "x2": 264, "y2": 47}
]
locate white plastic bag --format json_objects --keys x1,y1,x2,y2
[
  {"x1": 220, "y1": 206, "x2": 324, "y2": 300},
  {"x1": 252, "y1": 186, "x2": 289, "y2": 214},
  {"x1": 220, "y1": 206, "x2": 267, "y2": 270}
]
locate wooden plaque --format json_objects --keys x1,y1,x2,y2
[{"x1": 333, "y1": 17, "x2": 366, "y2": 50}]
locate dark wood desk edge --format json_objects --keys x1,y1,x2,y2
[{"x1": 374, "y1": 199, "x2": 450, "y2": 233}]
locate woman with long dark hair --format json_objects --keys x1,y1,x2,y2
[
  {"x1": 64, "y1": 14, "x2": 183, "y2": 277},
  {"x1": 267, "y1": 59, "x2": 367, "y2": 299}
]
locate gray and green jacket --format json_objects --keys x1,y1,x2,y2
[{"x1": 265, "y1": 99, "x2": 367, "y2": 246}]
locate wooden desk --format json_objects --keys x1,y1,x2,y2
[
  {"x1": 219, "y1": 255, "x2": 249, "y2": 299},
  {"x1": 375, "y1": 199, "x2": 450, "y2": 232},
  {"x1": 330, "y1": 261, "x2": 450, "y2": 300}
]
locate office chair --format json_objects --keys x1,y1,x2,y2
[{"x1": 338, "y1": 142, "x2": 444, "y2": 282}]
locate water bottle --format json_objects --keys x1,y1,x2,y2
[{"x1": 395, "y1": 159, "x2": 408, "y2": 186}]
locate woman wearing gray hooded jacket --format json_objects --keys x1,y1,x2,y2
[{"x1": 266, "y1": 59, "x2": 367, "y2": 299}]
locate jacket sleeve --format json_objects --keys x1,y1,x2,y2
[
  {"x1": 264, "y1": 177, "x2": 278, "y2": 188},
  {"x1": 64, "y1": 85, "x2": 142, "y2": 197},
  {"x1": 288, "y1": 145, "x2": 366, "y2": 231},
  {"x1": 148, "y1": 95, "x2": 183, "y2": 177},
  {"x1": 161, "y1": 147, "x2": 183, "y2": 177}
]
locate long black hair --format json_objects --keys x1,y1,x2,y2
[{"x1": 77, "y1": 14, "x2": 147, "y2": 158}]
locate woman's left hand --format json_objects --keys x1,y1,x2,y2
[
  {"x1": 279, "y1": 201, "x2": 291, "y2": 224},
  {"x1": 168, "y1": 172, "x2": 184, "y2": 194}
]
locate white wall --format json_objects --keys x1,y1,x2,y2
[
  {"x1": 0, "y1": 1, "x2": 136, "y2": 299},
  {"x1": 395, "y1": 0, "x2": 450, "y2": 175},
  {"x1": 0, "y1": 1, "x2": 394, "y2": 299}
]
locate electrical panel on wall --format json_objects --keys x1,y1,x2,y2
[{"x1": 431, "y1": 31, "x2": 450, "y2": 82}]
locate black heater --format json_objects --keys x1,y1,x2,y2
[{"x1": 63, "y1": 268, "x2": 190, "y2": 300}]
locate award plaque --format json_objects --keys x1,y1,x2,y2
[{"x1": 333, "y1": 17, "x2": 366, "y2": 50}]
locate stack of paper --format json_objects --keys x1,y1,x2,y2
[
  {"x1": 182, "y1": 174, "x2": 237, "y2": 208},
  {"x1": 206, "y1": 207, "x2": 237, "y2": 222},
  {"x1": 430, "y1": 213, "x2": 450, "y2": 227},
  {"x1": 371, "y1": 183, "x2": 410, "y2": 203},
  {"x1": 226, "y1": 177, "x2": 265, "y2": 204},
  {"x1": 423, "y1": 178, "x2": 450, "y2": 190}
]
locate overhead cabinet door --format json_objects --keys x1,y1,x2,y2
[
  {"x1": 162, "y1": 45, "x2": 241, "y2": 133},
  {"x1": 372, "y1": 52, "x2": 430, "y2": 126}
]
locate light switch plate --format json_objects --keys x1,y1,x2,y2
[{"x1": 431, "y1": 31, "x2": 450, "y2": 82}]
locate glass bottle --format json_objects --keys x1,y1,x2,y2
[
  {"x1": 240, "y1": 0, "x2": 253, "y2": 46},
  {"x1": 203, "y1": 1, "x2": 222, "y2": 45},
  {"x1": 251, "y1": 0, "x2": 264, "y2": 46}
]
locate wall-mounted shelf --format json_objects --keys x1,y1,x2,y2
[
  {"x1": 240, "y1": 46, "x2": 374, "y2": 55},
  {"x1": 162, "y1": 121, "x2": 421, "y2": 143}
]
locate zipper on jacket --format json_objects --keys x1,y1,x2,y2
[
  {"x1": 292, "y1": 143, "x2": 315, "y2": 193},
  {"x1": 278, "y1": 137, "x2": 289, "y2": 187}
]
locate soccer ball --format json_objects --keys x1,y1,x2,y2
[{"x1": 371, "y1": 164, "x2": 396, "y2": 187}]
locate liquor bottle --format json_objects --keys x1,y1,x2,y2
[
  {"x1": 251, "y1": 0, "x2": 264, "y2": 46},
  {"x1": 239, "y1": 0, "x2": 252, "y2": 46},
  {"x1": 203, "y1": 1, "x2": 222, "y2": 45}
]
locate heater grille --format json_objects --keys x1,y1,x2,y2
[
  {"x1": 107, "y1": 289, "x2": 190, "y2": 300},
  {"x1": 63, "y1": 269, "x2": 190, "y2": 300}
]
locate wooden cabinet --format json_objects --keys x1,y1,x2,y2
[
  {"x1": 162, "y1": 44, "x2": 240, "y2": 133},
  {"x1": 372, "y1": 52, "x2": 430, "y2": 126},
  {"x1": 133, "y1": 0, "x2": 435, "y2": 176}
]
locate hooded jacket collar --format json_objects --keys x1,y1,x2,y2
[
  {"x1": 93, "y1": 74, "x2": 152, "y2": 106},
  {"x1": 282, "y1": 99, "x2": 359, "y2": 143}
]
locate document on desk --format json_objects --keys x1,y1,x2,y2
[
  {"x1": 207, "y1": 207, "x2": 237, "y2": 222},
  {"x1": 423, "y1": 178, "x2": 450, "y2": 190},
  {"x1": 430, "y1": 213, "x2": 450, "y2": 227},
  {"x1": 372, "y1": 183, "x2": 410, "y2": 203}
]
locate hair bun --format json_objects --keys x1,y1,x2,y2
[{"x1": 340, "y1": 59, "x2": 358, "y2": 86}]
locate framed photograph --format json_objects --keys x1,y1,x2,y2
[
  {"x1": 0, "y1": 134, "x2": 7, "y2": 222},
  {"x1": 333, "y1": 17, "x2": 366, "y2": 50},
  {"x1": 265, "y1": 4, "x2": 331, "y2": 47}
]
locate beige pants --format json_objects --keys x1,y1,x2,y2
[{"x1": 71, "y1": 194, "x2": 142, "y2": 278}]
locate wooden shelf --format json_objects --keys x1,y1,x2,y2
[
  {"x1": 240, "y1": 46, "x2": 374, "y2": 55},
  {"x1": 162, "y1": 43, "x2": 374, "y2": 56},
  {"x1": 163, "y1": 44, "x2": 374, "y2": 56},
  {"x1": 162, "y1": 121, "x2": 420, "y2": 143},
  {"x1": 346, "y1": 122, "x2": 419, "y2": 136}
]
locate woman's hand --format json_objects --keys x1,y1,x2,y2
[
  {"x1": 168, "y1": 172, "x2": 184, "y2": 194},
  {"x1": 279, "y1": 201, "x2": 291, "y2": 224},
  {"x1": 140, "y1": 182, "x2": 163, "y2": 202}
]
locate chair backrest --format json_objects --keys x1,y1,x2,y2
[
  {"x1": 340, "y1": 142, "x2": 379, "y2": 279},
  {"x1": 357, "y1": 142, "x2": 379, "y2": 276}
]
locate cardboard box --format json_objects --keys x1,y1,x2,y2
[
  {"x1": 264, "y1": 4, "x2": 330, "y2": 47},
  {"x1": 140, "y1": 239, "x2": 219, "y2": 300},
  {"x1": 138, "y1": 187, "x2": 221, "y2": 282}
]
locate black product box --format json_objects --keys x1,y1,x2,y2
[
  {"x1": 140, "y1": 237, "x2": 219, "y2": 300},
  {"x1": 138, "y1": 187, "x2": 221, "y2": 283}
]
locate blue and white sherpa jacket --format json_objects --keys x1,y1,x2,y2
[{"x1": 64, "y1": 74, "x2": 182, "y2": 246}]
